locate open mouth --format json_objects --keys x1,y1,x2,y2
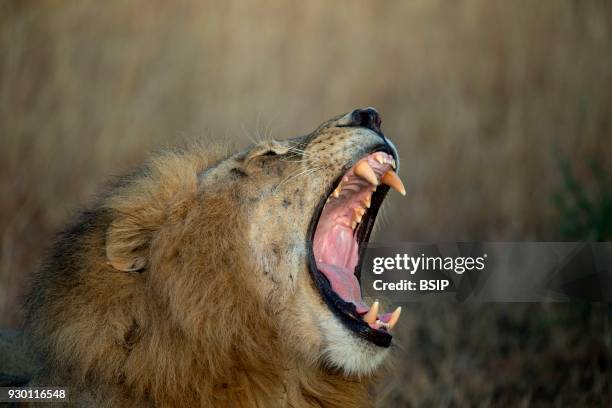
[{"x1": 308, "y1": 148, "x2": 405, "y2": 348}]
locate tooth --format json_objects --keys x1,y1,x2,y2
[
  {"x1": 381, "y1": 170, "x2": 406, "y2": 196},
  {"x1": 374, "y1": 153, "x2": 385, "y2": 164},
  {"x1": 353, "y1": 207, "x2": 365, "y2": 224},
  {"x1": 332, "y1": 187, "x2": 340, "y2": 198},
  {"x1": 351, "y1": 220, "x2": 357, "y2": 229},
  {"x1": 388, "y1": 306, "x2": 402, "y2": 329},
  {"x1": 354, "y1": 160, "x2": 379, "y2": 186},
  {"x1": 363, "y1": 301, "x2": 379, "y2": 324},
  {"x1": 390, "y1": 158, "x2": 397, "y2": 169},
  {"x1": 363, "y1": 196, "x2": 371, "y2": 208}
]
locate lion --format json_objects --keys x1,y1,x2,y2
[{"x1": 23, "y1": 108, "x2": 406, "y2": 407}]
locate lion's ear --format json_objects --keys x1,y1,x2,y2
[
  {"x1": 105, "y1": 217, "x2": 150, "y2": 272},
  {"x1": 245, "y1": 140, "x2": 290, "y2": 161}
]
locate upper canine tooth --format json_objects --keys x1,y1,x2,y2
[
  {"x1": 363, "y1": 301, "x2": 379, "y2": 324},
  {"x1": 388, "y1": 306, "x2": 402, "y2": 329},
  {"x1": 354, "y1": 160, "x2": 379, "y2": 186},
  {"x1": 381, "y1": 170, "x2": 406, "y2": 196}
]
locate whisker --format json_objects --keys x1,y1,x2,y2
[
  {"x1": 263, "y1": 113, "x2": 280, "y2": 141},
  {"x1": 273, "y1": 165, "x2": 328, "y2": 194},
  {"x1": 286, "y1": 140, "x2": 312, "y2": 152},
  {"x1": 279, "y1": 157, "x2": 319, "y2": 163},
  {"x1": 286, "y1": 146, "x2": 314, "y2": 157},
  {"x1": 241, "y1": 124, "x2": 261, "y2": 145}
]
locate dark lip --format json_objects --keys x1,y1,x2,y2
[{"x1": 306, "y1": 144, "x2": 396, "y2": 348}]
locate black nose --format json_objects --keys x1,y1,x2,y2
[{"x1": 349, "y1": 107, "x2": 382, "y2": 134}]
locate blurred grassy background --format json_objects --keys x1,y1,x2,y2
[{"x1": 1, "y1": 0, "x2": 611, "y2": 405}]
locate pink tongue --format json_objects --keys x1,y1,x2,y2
[
  {"x1": 313, "y1": 202, "x2": 369, "y2": 314},
  {"x1": 317, "y1": 262, "x2": 367, "y2": 312}
]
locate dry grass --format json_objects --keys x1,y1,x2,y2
[{"x1": 1, "y1": 1, "x2": 611, "y2": 405}]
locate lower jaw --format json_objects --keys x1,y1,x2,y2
[
  {"x1": 319, "y1": 315, "x2": 391, "y2": 375},
  {"x1": 308, "y1": 251, "x2": 393, "y2": 348}
]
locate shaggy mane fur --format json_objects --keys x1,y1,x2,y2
[{"x1": 25, "y1": 142, "x2": 378, "y2": 407}]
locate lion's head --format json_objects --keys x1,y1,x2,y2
[{"x1": 28, "y1": 108, "x2": 405, "y2": 405}]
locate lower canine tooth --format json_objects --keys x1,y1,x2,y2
[
  {"x1": 363, "y1": 301, "x2": 379, "y2": 324},
  {"x1": 388, "y1": 306, "x2": 402, "y2": 329}
]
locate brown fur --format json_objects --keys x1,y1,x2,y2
[{"x1": 25, "y1": 112, "x2": 392, "y2": 407}]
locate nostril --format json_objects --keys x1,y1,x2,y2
[{"x1": 349, "y1": 107, "x2": 382, "y2": 134}]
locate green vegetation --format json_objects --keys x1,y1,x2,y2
[{"x1": 554, "y1": 155, "x2": 612, "y2": 241}]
